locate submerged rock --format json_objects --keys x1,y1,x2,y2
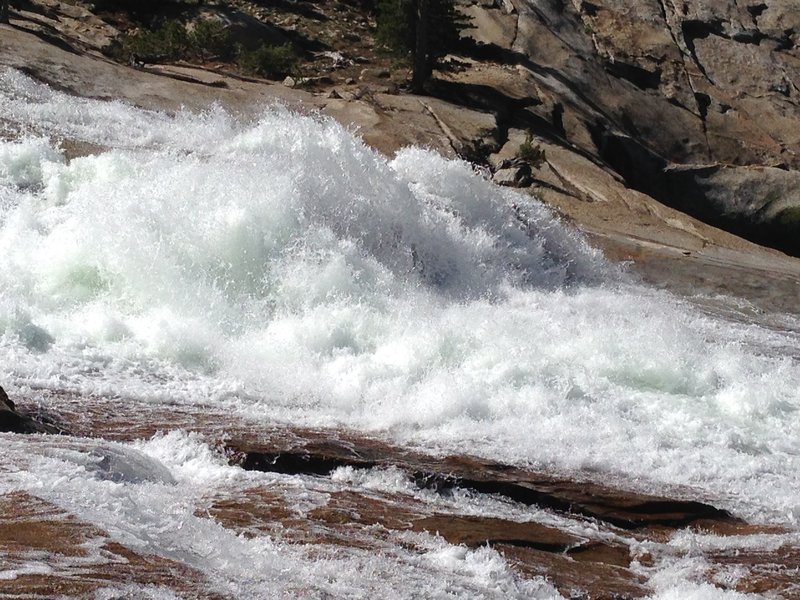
[
  {"x1": 0, "y1": 492, "x2": 222, "y2": 598},
  {"x1": 215, "y1": 430, "x2": 794, "y2": 598}
]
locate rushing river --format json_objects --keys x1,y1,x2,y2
[{"x1": 2, "y1": 68, "x2": 800, "y2": 598}]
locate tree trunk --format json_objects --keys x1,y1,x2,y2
[
  {"x1": 0, "y1": 0, "x2": 10, "y2": 24},
  {"x1": 410, "y1": 0, "x2": 430, "y2": 93}
]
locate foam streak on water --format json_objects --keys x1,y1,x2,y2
[{"x1": 2, "y1": 69, "x2": 800, "y2": 596}]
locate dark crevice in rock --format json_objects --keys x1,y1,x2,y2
[
  {"x1": 667, "y1": 170, "x2": 795, "y2": 256},
  {"x1": 579, "y1": 1, "x2": 599, "y2": 17},
  {"x1": 552, "y1": 102, "x2": 565, "y2": 135},
  {"x1": 746, "y1": 3, "x2": 768, "y2": 20},
  {"x1": 506, "y1": 3, "x2": 521, "y2": 51},
  {"x1": 235, "y1": 450, "x2": 377, "y2": 476},
  {"x1": 453, "y1": 477, "x2": 733, "y2": 530},
  {"x1": 413, "y1": 470, "x2": 460, "y2": 494},
  {"x1": 425, "y1": 79, "x2": 517, "y2": 122},
  {"x1": 731, "y1": 29, "x2": 766, "y2": 44},
  {"x1": 589, "y1": 122, "x2": 668, "y2": 191},
  {"x1": 9, "y1": 21, "x2": 82, "y2": 55},
  {"x1": 426, "y1": 79, "x2": 611, "y2": 176},
  {"x1": 584, "y1": 124, "x2": 800, "y2": 256},
  {"x1": 775, "y1": 30, "x2": 795, "y2": 51},
  {"x1": 654, "y1": 0, "x2": 672, "y2": 36},
  {"x1": 604, "y1": 61, "x2": 662, "y2": 90},
  {"x1": 680, "y1": 15, "x2": 765, "y2": 47},
  {"x1": 694, "y1": 91, "x2": 711, "y2": 119},
  {"x1": 681, "y1": 19, "x2": 726, "y2": 43},
  {"x1": 446, "y1": 35, "x2": 683, "y2": 173},
  {"x1": 453, "y1": 38, "x2": 614, "y2": 126},
  {"x1": 424, "y1": 78, "x2": 560, "y2": 167},
  {"x1": 680, "y1": 20, "x2": 720, "y2": 81},
  {"x1": 666, "y1": 96, "x2": 690, "y2": 111},
  {"x1": 14, "y1": 0, "x2": 58, "y2": 20},
  {"x1": 654, "y1": 0, "x2": 714, "y2": 157},
  {"x1": 231, "y1": 443, "x2": 737, "y2": 532}
]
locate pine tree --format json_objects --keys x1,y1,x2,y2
[{"x1": 376, "y1": 0, "x2": 463, "y2": 93}]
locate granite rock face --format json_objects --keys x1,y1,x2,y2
[
  {"x1": 451, "y1": 0, "x2": 800, "y2": 254},
  {"x1": 663, "y1": 163, "x2": 800, "y2": 254}
]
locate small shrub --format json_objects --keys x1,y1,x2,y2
[
  {"x1": 237, "y1": 43, "x2": 297, "y2": 79},
  {"x1": 517, "y1": 132, "x2": 546, "y2": 168},
  {"x1": 106, "y1": 17, "x2": 237, "y2": 65},
  {"x1": 190, "y1": 19, "x2": 233, "y2": 61},
  {"x1": 114, "y1": 19, "x2": 190, "y2": 62}
]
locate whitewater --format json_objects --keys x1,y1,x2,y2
[{"x1": 2, "y1": 68, "x2": 800, "y2": 598}]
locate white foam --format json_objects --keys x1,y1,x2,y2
[
  {"x1": 2, "y1": 69, "x2": 800, "y2": 596},
  {"x1": 330, "y1": 464, "x2": 417, "y2": 493},
  {"x1": 643, "y1": 554, "x2": 762, "y2": 600},
  {"x1": 93, "y1": 586, "x2": 185, "y2": 600}
]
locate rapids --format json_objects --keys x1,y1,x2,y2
[{"x1": 2, "y1": 68, "x2": 800, "y2": 597}]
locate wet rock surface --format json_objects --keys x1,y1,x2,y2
[
  {"x1": 0, "y1": 389, "x2": 794, "y2": 598},
  {"x1": 229, "y1": 439, "x2": 736, "y2": 530},
  {"x1": 0, "y1": 491, "x2": 224, "y2": 598}
]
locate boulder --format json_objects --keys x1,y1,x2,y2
[
  {"x1": 493, "y1": 163, "x2": 533, "y2": 187},
  {"x1": 0, "y1": 385, "x2": 57, "y2": 434},
  {"x1": 0, "y1": 386, "x2": 15, "y2": 412},
  {"x1": 663, "y1": 164, "x2": 800, "y2": 255},
  {"x1": 190, "y1": 7, "x2": 289, "y2": 51}
]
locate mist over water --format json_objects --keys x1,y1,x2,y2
[{"x1": 2, "y1": 66, "x2": 800, "y2": 539}]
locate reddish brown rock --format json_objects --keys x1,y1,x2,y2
[
  {"x1": 412, "y1": 514, "x2": 579, "y2": 551},
  {"x1": 6, "y1": 389, "x2": 800, "y2": 599},
  {"x1": 709, "y1": 541, "x2": 800, "y2": 596},
  {"x1": 0, "y1": 492, "x2": 224, "y2": 598},
  {"x1": 501, "y1": 544, "x2": 650, "y2": 599}
]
